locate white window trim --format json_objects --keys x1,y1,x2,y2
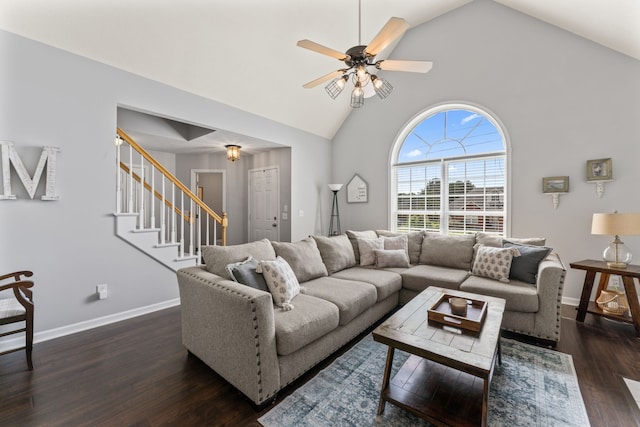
[{"x1": 388, "y1": 101, "x2": 512, "y2": 235}]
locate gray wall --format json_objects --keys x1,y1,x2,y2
[
  {"x1": 0, "y1": 29, "x2": 330, "y2": 339},
  {"x1": 332, "y1": 0, "x2": 640, "y2": 302}
]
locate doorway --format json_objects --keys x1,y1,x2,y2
[{"x1": 191, "y1": 170, "x2": 225, "y2": 245}]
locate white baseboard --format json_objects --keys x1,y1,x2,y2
[
  {"x1": 562, "y1": 296, "x2": 580, "y2": 307},
  {"x1": 0, "y1": 298, "x2": 180, "y2": 354}
]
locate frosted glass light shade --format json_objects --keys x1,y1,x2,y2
[{"x1": 328, "y1": 184, "x2": 343, "y2": 192}]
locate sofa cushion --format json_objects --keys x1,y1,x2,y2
[
  {"x1": 503, "y1": 241, "x2": 553, "y2": 284},
  {"x1": 225, "y1": 256, "x2": 269, "y2": 292},
  {"x1": 258, "y1": 256, "x2": 301, "y2": 310},
  {"x1": 460, "y1": 275, "x2": 539, "y2": 312},
  {"x1": 472, "y1": 246, "x2": 520, "y2": 283},
  {"x1": 272, "y1": 237, "x2": 328, "y2": 282},
  {"x1": 357, "y1": 237, "x2": 384, "y2": 266},
  {"x1": 476, "y1": 232, "x2": 546, "y2": 247},
  {"x1": 419, "y1": 233, "x2": 476, "y2": 270},
  {"x1": 346, "y1": 230, "x2": 378, "y2": 263},
  {"x1": 302, "y1": 277, "x2": 377, "y2": 325},
  {"x1": 376, "y1": 230, "x2": 424, "y2": 264},
  {"x1": 375, "y1": 249, "x2": 410, "y2": 268},
  {"x1": 331, "y1": 267, "x2": 402, "y2": 302},
  {"x1": 273, "y1": 293, "x2": 340, "y2": 356},
  {"x1": 202, "y1": 239, "x2": 276, "y2": 279},
  {"x1": 313, "y1": 235, "x2": 356, "y2": 274},
  {"x1": 401, "y1": 265, "x2": 470, "y2": 292}
]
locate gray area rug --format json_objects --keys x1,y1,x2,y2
[{"x1": 259, "y1": 334, "x2": 590, "y2": 427}]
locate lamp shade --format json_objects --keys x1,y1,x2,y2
[
  {"x1": 328, "y1": 184, "x2": 343, "y2": 192},
  {"x1": 591, "y1": 213, "x2": 640, "y2": 235}
]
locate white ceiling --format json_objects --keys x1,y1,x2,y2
[{"x1": 1, "y1": 0, "x2": 638, "y2": 143}]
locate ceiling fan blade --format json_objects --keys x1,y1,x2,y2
[
  {"x1": 364, "y1": 17, "x2": 410, "y2": 57},
  {"x1": 303, "y1": 70, "x2": 344, "y2": 89},
  {"x1": 377, "y1": 60, "x2": 433, "y2": 73},
  {"x1": 297, "y1": 39, "x2": 348, "y2": 61}
]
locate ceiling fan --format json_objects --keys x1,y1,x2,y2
[{"x1": 297, "y1": 4, "x2": 432, "y2": 108}]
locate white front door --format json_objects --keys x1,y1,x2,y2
[{"x1": 249, "y1": 167, "x2": 279, "y2": 241}]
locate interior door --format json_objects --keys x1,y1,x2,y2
[{"x1": 249, "y1": 167, "x2": 279, "y2": 241}]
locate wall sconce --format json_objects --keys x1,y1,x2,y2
[{"x1": 225, "y1": 145, "x2": 241, "y2": 162}]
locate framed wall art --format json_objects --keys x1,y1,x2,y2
[
  {"x1": 347, "y1": 174, "x2": 368, "y2": 203},
  {"x1": 586, "y1": 158, "x2": 612, "y2": 181},
  {"x1": 542, "y1": 176, "x2": 569, "y2": 193}
]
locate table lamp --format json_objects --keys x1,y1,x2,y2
[{"x1": 591, "y1": 212, "x2": 640, "y2": 268}]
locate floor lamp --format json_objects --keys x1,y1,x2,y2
[{"x1": 328, "y1": 184, "x2": 343, "y2": 236}]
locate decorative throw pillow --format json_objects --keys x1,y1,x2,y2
[
  {"x1": 271, "y1": 237, "x2": 328, "y2": 282},
  {"x1": 313, "y1": 235, "x2": 356, "y2": 274},
  {"x1": 225, "y1": 256, "x2": 269, "y2": 292},
  {"x1": 357, "y1": 237, "x2": 384, "y2": 266},
  {"x1": 257, "y1": 256, "x2": 301, "y2": 311},
  {"x1": 376, "y1": 230, "x2": 424, "y2": 264},
  {"x1": 381, "y1": 235, "x2": 410, "y2": 260},
  {"x1": 374, "y1": 249, "x2": 410, "y2": 268},
  {"x1": 503, "y1": 241, "x2": 553, "y2": 284},
  {"x1": 346, "y1": 230, "x2": 378, "y2": 263},
  {"x1": 472, "y1": 245, "x2": 520, "y2": 283}
]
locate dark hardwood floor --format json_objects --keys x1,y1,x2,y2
[{"x1": 0, "y1": 304, "x2": 638, "y2": 426}]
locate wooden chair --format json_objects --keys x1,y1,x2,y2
[{"x1": 0, "y1": 271, "x2": 34, "y2": 370}]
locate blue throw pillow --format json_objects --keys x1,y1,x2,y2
[{"x1": 503, "y1": 241, "x2": 552, "y2": 284}]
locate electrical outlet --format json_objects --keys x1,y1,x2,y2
[{"x1": 96, "y1": 284, "x2": 108, "y2": 300}]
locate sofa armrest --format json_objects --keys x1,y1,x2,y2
[
  {"x1": 177, "y1": 266, "x2": 280, "y2": 406},
  {"x1": 534, "y1": 253, "x2": 567, "y2": 340}
]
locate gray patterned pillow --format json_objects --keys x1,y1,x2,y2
[
  {"x1": 258, "y1": 256, "x2": 300, "y2": 310},
  {"x1": 472, "y1": 245, "x2": 520, "y2": 283}
]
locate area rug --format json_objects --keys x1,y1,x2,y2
[{"x1": 258, "y1": 334, "x2": 590, "y2": 427}]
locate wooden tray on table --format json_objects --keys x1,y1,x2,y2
[{"x1": 427, "y1": 293, "x2": 487, "y2": 335}]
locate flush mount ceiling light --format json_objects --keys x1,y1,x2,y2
[
  {"x1": 297, "y1": 0, "x2": 433, "y2": 108},
  {"x1": 225, "y1": 145, "x2": 241, "y2": 162}
]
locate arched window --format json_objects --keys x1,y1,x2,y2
[{"x1": 390, "y1": 104, "x2": 508, "y2": 235}]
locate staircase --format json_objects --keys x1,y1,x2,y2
[{"x1": 114, "y1": 128, "x2": 227, "y2": 272}]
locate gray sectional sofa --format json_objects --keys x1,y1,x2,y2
[{"x1": 176, "y1": 230, "x2": 566, "y2": 407}]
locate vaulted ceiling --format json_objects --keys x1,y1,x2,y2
[{"x1": 1, "y1": 0, "x2": 638, "y2": 141}]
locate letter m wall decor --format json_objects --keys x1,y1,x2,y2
[{"x1": 1, "y1": 142, "x2": 60, "y2": 200}]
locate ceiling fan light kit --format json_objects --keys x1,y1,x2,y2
[{"x1": 297, "y1": 3, "x2": 432, "y2": 108}]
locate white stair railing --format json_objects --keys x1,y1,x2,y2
[{"x1": 114, "y1": 129, "x2": 227, "y2": 262}]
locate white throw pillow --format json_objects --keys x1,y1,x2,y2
[
  {"x1": 472, "y1": 245, "x2": 520, "y2": 283},
  {"x1": 258, "y1": 256, "x2": 301, "y2": 310}
]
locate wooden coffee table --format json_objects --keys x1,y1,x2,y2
[{"x1": 373, "y1": 286, "x2": 506, "y2": 427}]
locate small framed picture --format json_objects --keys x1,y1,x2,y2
[
  {"x1": 586, "y1": 158, "x2": 612, "y2": 181},
  {"x1": 542, "y1": 176, "x2": 569, "y2": 193}
]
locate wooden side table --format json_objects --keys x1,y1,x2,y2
[{"x1": 570, "y1": 259, "x2": 640, "y2": 338}]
